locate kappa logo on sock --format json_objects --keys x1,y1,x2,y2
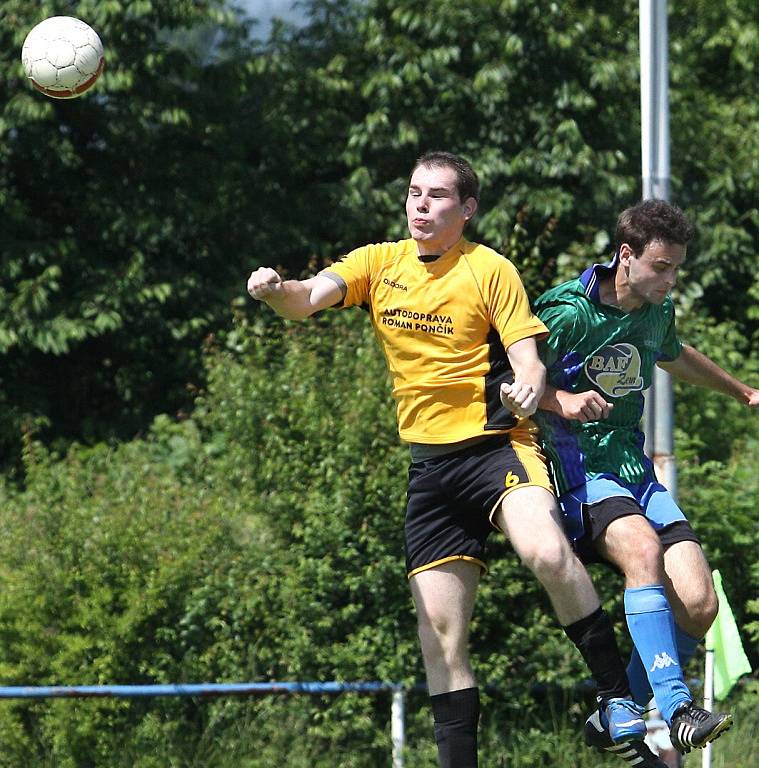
[{"x1": 649, "y1": 652, "x2": 678, "y2": 672}]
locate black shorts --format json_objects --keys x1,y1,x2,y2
[
  {"x1": 404, "y1": 426, "x2": 552, "y2": 578},
  {"x1": 575, "y1": 496, "x2": 701, "y2": 565}
]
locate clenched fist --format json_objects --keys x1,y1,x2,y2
[
  {"x1": 247, "y1": 267, "x2": 283, "y2": 300},
  {"x1": 500, "y1": 381, "x2": 538, "y2": 418},
  {"x1": 557, "y1": 390, "x2": 613, "y2": 423}
]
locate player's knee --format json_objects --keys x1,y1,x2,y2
[
  {"x1": 416, "y1": 619, "x2": 443, "y2": 662},
  {"x1": 697, "y1": 602, "x2": 719, "y2": 637},
  {"x1": 608, "y1": 525, "x2": 663, "y2": 581},
  {"x1": 634, "y1": 532, "x2": 664, "y2": 574},
  {"x1": 417, "y1": 609, "x2": 455, "y2": 648},
  {"x1": 688, "y1": 585, "x2": 719, "y2": 635},
  {"x1": 519, "y1": 534, "x2": 572, "y2": 586},
  {"x1": 417, "y1": 613, "x2": 466, "y2": 665}
]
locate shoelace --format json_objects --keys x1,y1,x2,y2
[
  {"x1": 672, "y1": 704, "x2": 705, "y2": 724},
  {"x1": 606, "y1": 699, "x2": 645, "y2": 717}
]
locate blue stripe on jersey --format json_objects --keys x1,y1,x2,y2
[
  {"x1": 540, "y1": 411, "x2": 588, "y2": 490},
  {"x1": 579, "y1": 254, "x2": 619, "y2": 301},
  {"x1": 543, "y1": 350, "x2": 590, "y2": 489},
  {"x1": 551, "y1": 351, "x2": 585, "y2": 390}
]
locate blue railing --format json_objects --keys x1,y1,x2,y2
[
  {"x1": 0, "y1": 681, "x2": 403, "y2": 699},
  {"x1": 0, "y1": 681, "x2": 409, "y2": 767}
]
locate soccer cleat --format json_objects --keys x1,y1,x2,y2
[
  {"x1": 602, "y1": 698, "x2": 647, "y2": 743},
  {"x1": 584, "y1": 709, "x2": 669, "y2": 767},
  {"x1": 669, "y1": 702, "x2": 733, "y2": 754}
]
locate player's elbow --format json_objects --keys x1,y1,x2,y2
[{"x1": 278, "y1": 305, "x2": 314, "y2": 322}]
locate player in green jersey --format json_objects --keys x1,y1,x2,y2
[{"x1": 535, "y1": 199, "x2": 757, "y2": 761}]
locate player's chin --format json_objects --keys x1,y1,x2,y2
[{"x1": 649, "y1": 289, "x2": 670, "y2": 304}]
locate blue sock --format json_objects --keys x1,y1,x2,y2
[
  {"x1": 624, "y1": 585, "x2": 691, "y2": 724},
  {"x1": 626, "y1": 623, "x2": 702, "y2": 706}
]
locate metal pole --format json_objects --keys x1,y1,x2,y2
[
  {"x1": 640, "y1": 0, "x2": 677, "y2": 497},
  {"x1": 702, "y1": 649, "x2": 715, "y2": 768},
  {"x1": 0, "y1": 681, "x2": 401, "y2": 699},
  {"x1": 391, "y1": 688, "x2": 406, "y2": 768},
  {"x1": 640, "y1": 0, "x2": 655, "y2": 458}
]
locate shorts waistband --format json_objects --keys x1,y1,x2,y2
[{"x1": 408, "y1": 434, "x2": 497, "y2": 463}]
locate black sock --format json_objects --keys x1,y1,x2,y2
[
  {"x1": 563, "y1": 607, "x2": 630, "y2": 703},
  {"x1": 430, "y1": 687, "x2": 480, "y2": 768}
]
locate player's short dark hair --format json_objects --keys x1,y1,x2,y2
[
  {"x1": 614, "y1": 199, "x2": 694, "y2": 257},
  {"x1": 411, "y1": 151, "x2": 480, "y2": 203}
]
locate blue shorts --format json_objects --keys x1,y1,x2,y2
[{"x1": 559, "y1": 473, "x2": 698, "y2": 563}]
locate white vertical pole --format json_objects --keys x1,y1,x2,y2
[
  {"x1": 640, "y1": 0, "x2": 656, "y2": 460},
  {"x1": 391, "y1": 688, "x2": 406, "y2": 768},
  {"x1": 702, "y1": 649, "x2": 715, "y2": 768},
  {"x1": 640, "y1": 0, "x2": 677, "y2": 497},
  {"x1": 640, "y1": 0, "x2": 655, "y2": 200}
]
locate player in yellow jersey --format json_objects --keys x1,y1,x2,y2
[{"x1": 247, "y1": 152, "x2": 650, "y2": 768}]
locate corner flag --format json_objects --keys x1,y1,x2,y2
[{"x1": 704, "y1": 570, "x2": 752, "y2": 701}]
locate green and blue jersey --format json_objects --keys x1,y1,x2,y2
[{"x1": 534, "y1": 258, "x2": 682, "y2": 495}]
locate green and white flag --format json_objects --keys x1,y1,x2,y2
[{"x1": 705, "y1": 570, "x2": 752, "y2": 701}]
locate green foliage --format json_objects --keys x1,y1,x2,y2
[
  {"x1": 0, "y1": 311, "x2": 605, "y2": 762},
  {"x1": 3, "y1": 0, "x2": 759, "y2": 474},
  {"x1": 676, "y1": 433, "x2": 759, "y2": 651},
  {"x1": 671, "y1": 0, "x2": 759, "y2": 344},
  {"x1": 0, "y1": 310, "x2": 410, "y2": 765},
  {"x1": 0, "y1": 302, "x2": 756, "y2": 764},
  {"x1": 0, "y1": 0, "x2": 276, "y2": 466},
  {"x1": 1, "y1": 301, "x2": 752, "y2": 763},
  {"x1": 0, "y1": 422, "x2": 241, "y2": 765}
]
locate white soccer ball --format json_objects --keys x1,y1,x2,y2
[{"x1": 21, "y1": 16, "x2": 105, "y2": 99}]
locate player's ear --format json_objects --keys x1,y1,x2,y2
[
  {"x1": 462, "y1": 198, "x2": 478, "y2": 220},
  {"x1": 618, "y1": 243, "x2": 634, "y2": 265}
]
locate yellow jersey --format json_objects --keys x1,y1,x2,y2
[{"x1": 322, "y1": 237, "x2": 547, "y2": 444}]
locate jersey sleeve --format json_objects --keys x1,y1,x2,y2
[
  {"x1": 485, "y1": 257, "x2": 547, "y2": 349},
  {"x1": 535, "y1": 300, "x2": 577, "y2": 369},
  {"x1": 319, "y1": 244, "x2": 373, "y2": 308},
  {"x1": 657, "y1": 303, "x2": 682, "y2": 361}
]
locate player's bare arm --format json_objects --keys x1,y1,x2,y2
[
  {"x1": 539, "y1": 386, "x2": 614, "y2": 423},
  {"x1": 657, "y1": 343, "x2": 759, "y2": 407},
  {"x1": 501, "y1": 337, "x2": 546, "y2": 418},
  {"x1": 246, "y1": 270, "x2": 342, "y2": 321}
]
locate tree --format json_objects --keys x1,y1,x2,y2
[
  {"x1": 3, "y1": 0, "x2": 758, "y2": 477},
  {"x1": 1, "y1": 0, "x2": 269, "y2": 468}
]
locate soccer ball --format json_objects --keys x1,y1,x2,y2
[{"x1": 21, "y1": 16, "x2": 105, "y2": 99}]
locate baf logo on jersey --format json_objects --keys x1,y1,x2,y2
[{"x1": 585, "y1": 343, "x2": 644, "y2": 397}]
